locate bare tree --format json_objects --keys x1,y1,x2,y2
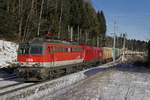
[
  {"x1": 37, "y1": 0, "x2": 44, "y2": 36},
  {"x1": 58, "y1": 1, "x2": 63, "y2": 38},
  {"x1": 18, "y1": 0, "x2": 23, "y2": 42},
  {"x1": 23, "y1": 0, "x2": 35, "y2": 41}
]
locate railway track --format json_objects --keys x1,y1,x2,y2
[
  {"x1": 0, "y1": 73, "x2": 35, "y2": 96},
  {"x1": 0, "y1": 82, "x2": 35, "y2": 96},
  {"x1": 0, "y1": 83, "x2": 23, "y2": 90},
  {"x1": 0, "y1": 75, "x2": 17, "y2": 81}
]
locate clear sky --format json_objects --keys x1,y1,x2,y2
[{"x1": 92, "y1": 0, "x2": 150, "y2": 41}]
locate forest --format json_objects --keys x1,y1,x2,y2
[{"x1": 0, "y1": 0, "x2": 147, "y2": 51}]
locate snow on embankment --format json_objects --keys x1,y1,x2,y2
[
  {"x1": 0, "y1": 40, "x2": 18, "y2": 68},
  {"x1": 0, "y1": 71, "x2": 86, "y2": 100},
  {"x1": 0, "y1": 61, "x2": 119, "y2": 100}
]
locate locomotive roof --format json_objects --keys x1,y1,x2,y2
[{"x1": 30, "y1": 38, "x2": 79, "y2": 45}]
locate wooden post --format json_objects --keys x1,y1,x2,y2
[{"x1": 77, "y1": 26, "x2": 80, "y2": 42}]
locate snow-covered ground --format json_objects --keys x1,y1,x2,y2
[
  {"x1": 17, "y1": 55, "x2": 148, "y2": 100},
  {"x1": 0, "y1": 61, "x2": 119, "y2": 100},
  {"x1": 0, "y1": 40, "x2": 18, "y2": 68},
  {"x1": 0, "y1": 70, "x2": 86, "y2": 100},
  {"x1": 35, "y1": 64, "x2": 150, "y2": 100}
]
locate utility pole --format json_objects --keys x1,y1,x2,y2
[
  {"x1": 68, "y1": 25, "x2": 70, "y2": 40},
  {"x1": 122, "y1": 33, "x2": 127, "y2": 62},
  {"x1": 112, "y1": 20, "x2": 117, "y2": 62},
  {"x1": 113, "y1": 33, "x2": 116, "y2": 62},
  {"x1": 77, "y1": 26, "x2": 80, "y2": 42},
  {"x1": 70, "y1": 27, "x2": 73, "y2": 42},
  {"x1": 85, "y1": 31, "x2": 89, "y2": 44}
]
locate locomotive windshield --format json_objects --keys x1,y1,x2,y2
[
  {"x1": 30, "y1": 46, "x2": 43, "y2": 54},
  {"x1": 18, "y1": 43, "x2": 43, "y2": 55},
  {"x1": 18, "y1": 43, "x2": 30, "y2": 54}
]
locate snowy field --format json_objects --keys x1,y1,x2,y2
[
  {"x1": 35, "y1": 64, "x2": 150, "y2": 100},
  {"x1": 0, "y1": 40, "x2": 18, "y2": 68}
]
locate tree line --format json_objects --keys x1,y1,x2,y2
[
  {"x1": 0, "y1": 0, "x2": 106, "y2": 45},
  {"x1": 104, "y1": 35, "x2": 147, "y2": 52},
  {"x1": 0, "y1": 0, "x2": 148, "y2": 52}
]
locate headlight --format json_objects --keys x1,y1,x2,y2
[{"x1": 26, "y1": 58, "x2": 33, "y2": 62}]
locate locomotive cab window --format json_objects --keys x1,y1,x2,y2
[
  {"x1": 30, "y1": 46, "x2": 43, "y2": 55},
  {"x1": 18, "y1": 44, "x2": 43, "y2": 55},
  {"x1": 18, "y1": 44, "x2": 30, "y2": 54},
  {"x1": 18, "y1": 47, "x2": 29, "y2": 54}
]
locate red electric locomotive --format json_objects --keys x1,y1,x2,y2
[
  {"x1": 82, "y1": 45, "x2": 103, "y2": 63},
  {"x1": 17, "y1": 38, "x2": 83, "y2": 81},
  {"x1": 17, "y1": 38, "x2": 102, "y2": 81},
  {"x1": 17, "y1": 38, "x2": 103, "y2": 81}
]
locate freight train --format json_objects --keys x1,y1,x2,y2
[{"x1": 17, "y1": 38, "x2": 122, "y2": 81}]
